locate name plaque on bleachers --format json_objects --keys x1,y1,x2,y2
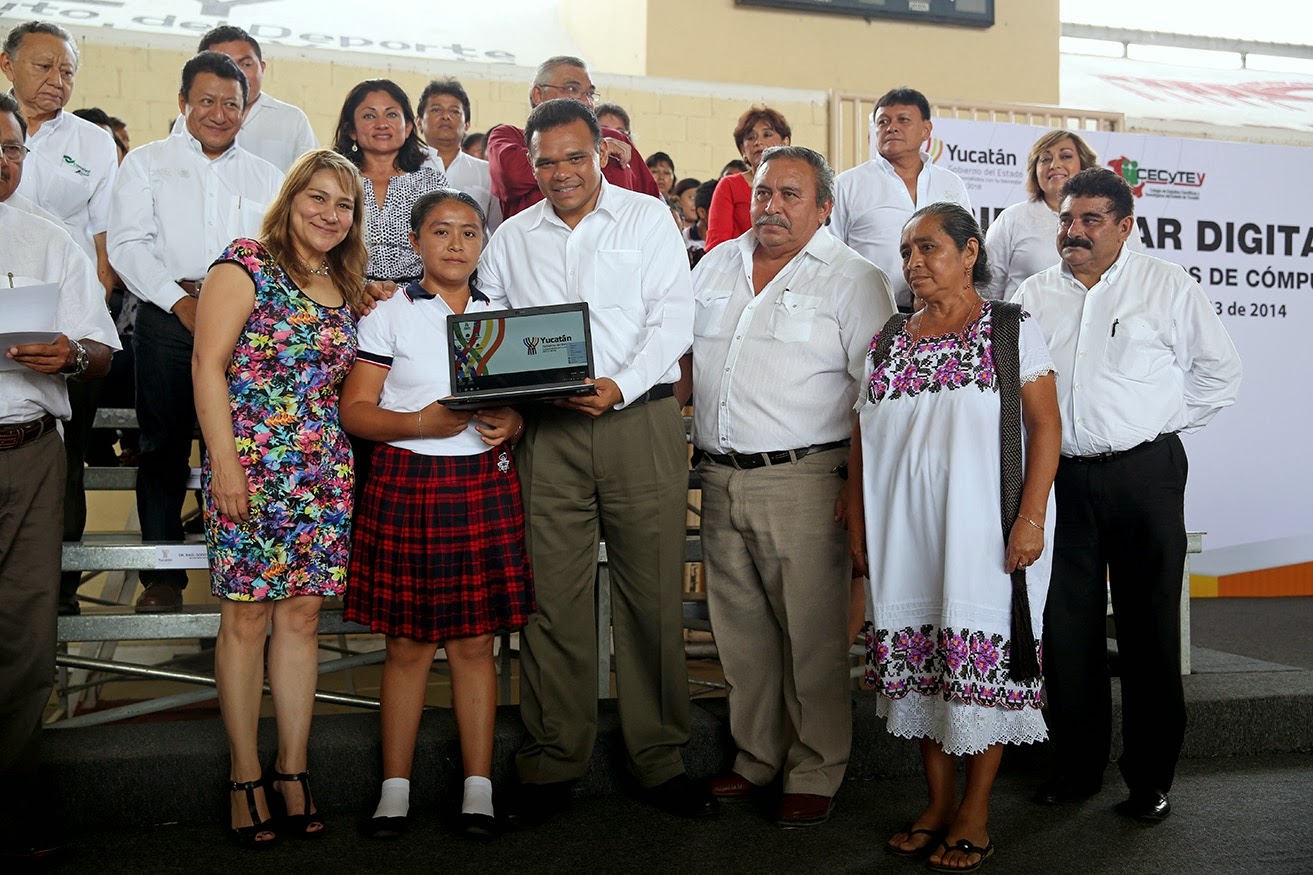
[{"x1": 153, "y1": 544, "x2": 209, "y2": 568}]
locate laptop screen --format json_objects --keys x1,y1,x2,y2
[{"x1": 448, "y1": 302, "x2": 594, "y2": 395}]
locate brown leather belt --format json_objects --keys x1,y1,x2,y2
[
  {"x1": 0, "y1": 413, "x2": 58, "y2": 451},
  {"x1": 177, "y1": 280, "x2": 203, "y2": 297}
]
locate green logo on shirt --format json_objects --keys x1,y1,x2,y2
[{"x1": 63, "y1": 155, "x2": 91, "y2": 177}]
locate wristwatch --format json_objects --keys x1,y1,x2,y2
[{"x1": 63, "y1": 338, "x2": 90, "y2": 378}]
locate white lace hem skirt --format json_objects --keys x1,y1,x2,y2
[{"x1": 876, "y1": 691, "x2": 1048, "y2": 756}]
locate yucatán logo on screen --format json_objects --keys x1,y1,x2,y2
[{"x1": 523, "y1": 334, "x2": 573, "y2": 355}]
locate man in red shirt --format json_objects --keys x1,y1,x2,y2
[{"x1": 487, "y1": 55, "x2": 660, "y2": 219}]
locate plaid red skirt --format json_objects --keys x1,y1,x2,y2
[{"x1": 344, "y1": 443, "x2": 535, "y2": 643}]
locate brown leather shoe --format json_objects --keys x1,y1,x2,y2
[
  {"x1": 135, "y1": 583, "x2": 182, "y2": 613},
  {"x1": 776, "y1": 793, "x2": 833, "y2": 828},
  {"x1": 708, "y1": 772, "x2": 760, "y2": 799}
]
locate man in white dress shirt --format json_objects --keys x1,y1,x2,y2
[
  {"x1": 478, "y1": 98, "x2": 712, "y2": 824},
  {"x1": 1, "y1": 21, "x2": 117, "y2": 294},
  {"x1": 2, "y1": 26, "x2": 119, "y2": 616},
  {"x1": 109, "y1": 51, "x2": 283, "y2": 612},
  {"x1": 417, "y1": 78, "x2": 502, "y2": 233},
  {"x1": 0, "y1": 195, "x2": 117, "y2": 861},
  {"x1": 692, "y1": 145, "x2": 894, "y2": 827},
  {"x1": 831, "y1": 87, "x2": 970, "y2": 311},
  {"x1": 168, "y1": 26, "x2": 317, "y2": 173},
  {"x1": 1013, "y1": 168, "x2": 1241, "y2": 823}
]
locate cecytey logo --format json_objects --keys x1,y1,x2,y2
[
  {"x1": 1108, "y1": 156, "x2": 1147, "y2": 197},
  {"x1": 1108, "y1": 156, "x2": 1206, "y2": 198},
  {"x1": 925, "y1": 137, "x2": 945, "y2": 163},
  {"x1": 523, "y1": 337, "x2": 541, "y2": 356}
]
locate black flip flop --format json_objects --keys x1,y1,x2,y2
[
  {"x1": 886, "y1": 826, "x2": 945, "y2": 857},
  {"x1": 927, "y1": 838, "x2": 995, "y2": 873}
]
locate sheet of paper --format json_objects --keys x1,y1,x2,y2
[
  {"x1": 0, "y1": 281, "x2": 58, "y2": 331},
  {"x1": 0, "y1": 282, "x2": 60, "y2": 371}
]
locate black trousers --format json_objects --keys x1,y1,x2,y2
[
  {"x1": 1043, "y1": 434, "x2": 1188, "y2": 794},
  {"x1": 132, "y1": 303, "x2": 196, "y2": 589}
]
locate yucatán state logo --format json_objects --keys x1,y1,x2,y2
[{"x1": 523, "y1": 337, "x2": 542, "y2": 355}]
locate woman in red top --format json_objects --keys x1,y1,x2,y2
[{"x1": 704, "y1": 106, "x2": 792, "y2": 252}]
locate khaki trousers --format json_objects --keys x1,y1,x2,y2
[
  {"x1": 698, "y1": 447, "x2": 852, "y2": 796},
  {"x1": 514, "y1": 397, "x2": 690, "y2": 787}
]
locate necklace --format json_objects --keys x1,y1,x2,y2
[
  {"x1": 302, "y1": 258, "x2": 330, "y2": 278},
  {"x1": 908, "y1": 296, "x2": 981, "y2": 344}
]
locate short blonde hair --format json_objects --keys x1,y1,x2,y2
[
  {"x1": 260, "y1": 149, "x2": 367, "y2": 310},
  {"x1": 1026, "y1": 130, "x2": 1099, "y2": 202}
]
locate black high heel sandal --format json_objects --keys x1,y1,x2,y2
[
  {"x1": 269, "y1": 769, "x2": 326, "y2": 838},
  {"x1": 228, "y1": 778, "x2": 278, "y2": 847}
]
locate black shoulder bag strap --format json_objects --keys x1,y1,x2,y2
[
  {"x1": 992, "y1": 301, "x2": 1041, "y2": 683},
  {"x1": 866, "y1": 313, "x2": 911, "y2": 382}
]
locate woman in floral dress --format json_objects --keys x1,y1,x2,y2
[
  {"x1": 847, "y1": 203, "x2": 1060, "y2": 873},
  {"x1": 193, "y1": 149, "x2": 367, "y2": 846}
]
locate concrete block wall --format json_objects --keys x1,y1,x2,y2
[{"x1": 72, "y1": 40, "x2": 827, "y2": 186}]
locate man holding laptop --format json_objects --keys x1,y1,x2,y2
[{"x1": 478, "y1": 98, "x2": 708, "y2": 823}]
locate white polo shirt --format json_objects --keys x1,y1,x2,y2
[
  {"x1": 355, "y1": 283, "x2": 497, "y2": 457},
  {"x1": 171, "y1": 91, "x2": 318, "y2": 173},
  {"x1": 15, "y1": 108, "x2": 118, "y2": 259}
]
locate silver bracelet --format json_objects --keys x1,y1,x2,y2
[{"x1": 417, "y1": 410, "x2": 424, "y2": 439}]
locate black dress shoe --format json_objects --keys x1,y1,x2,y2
[
  {"x1": 640, "y1": 773, "x2": 718, "y2": 819},
  {"x1": 503, "y1": 780, "x2": 573, "y2": 830},
  {"x1": 363, "y1": 815, "x2": 408, "y2": 839},
  {"x1": 1116, "y1": 791, "x2": 1171, "y2": 823},
  {"x1": 1033, "y1": 778, "x2": 1101, "y2": 805},
  {"x1": 459, "y1": 812, "x2": 498, "y2": 840}
]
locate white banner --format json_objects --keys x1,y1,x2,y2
[{"x1": 925, "y1": 118, "x2": 1312, "y2": 569}]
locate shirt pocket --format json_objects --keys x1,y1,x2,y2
[
  {"x1": 768, "y1": 291, "x2": 820, "y2": 343},
  {"x1": 592, "y1": 249, "x2": 643, "y2": 311},
  {"x1": 1102, "y1": 316, "x2": 1160, "y2": 381},
  {"x1": 231, "y1": 196, "x2": 269, "y2": 238},
  {"x1": 32, "y1": 160, "x2": 90, "y2": 223},
  {"x1": 693, "y1": 289, "x2": 733, "y2": 337}
]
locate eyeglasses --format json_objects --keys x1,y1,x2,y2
[
  {"x1": 539, "y1": 83, "x2": 600, "y2": 101},
  {"x1": 0, "y1": 142, "x2": 28, "y2": 163}
]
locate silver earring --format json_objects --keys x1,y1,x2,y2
[{"x1": 351, "y1": 142, "x2": 358, "y2": 153}]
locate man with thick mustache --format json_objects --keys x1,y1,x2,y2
[
  {"x1": 1013, "y1": 168, "x2": 1241, "y2": 823},
  {"x1": 830, "y1": 87, "x2": 970, "y2": 311},
  {"x1": 691, "y1": 145, "x2": 893, "y2": 827}
]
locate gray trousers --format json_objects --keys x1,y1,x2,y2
[{"x1": 698, "y1": 447, "x2": 853, "y2": 796}]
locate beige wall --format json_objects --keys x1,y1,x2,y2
[
  {"x1": 61, "y1": 0, "x2": 1057, "y2": 185},
  {"x1": 643, "y1": 0, "x2": 1060, "y2": 105},
  {"x1": 69, "y1": 39, "x2": 826, "y2": 185}
]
